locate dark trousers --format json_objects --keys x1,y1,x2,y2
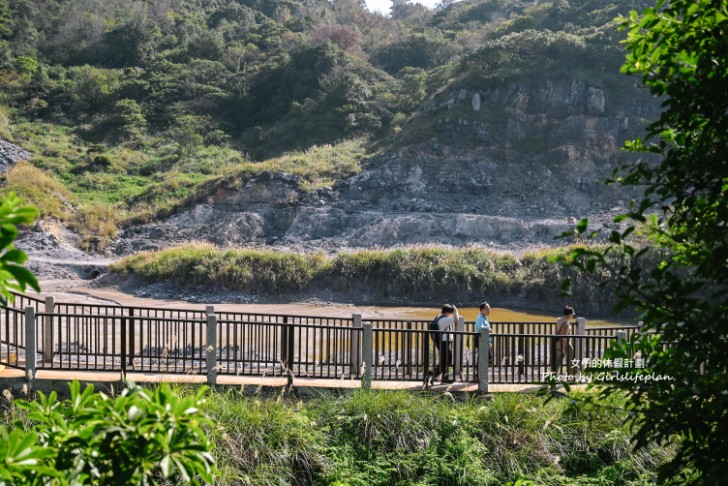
[
  {"x1": 474, "y1": 335, "x2": 494, "y2": 366},
  {"x1": 433, "y1": 338, "x2": 452, "y2": 380}
]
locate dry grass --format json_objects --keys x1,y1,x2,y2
[{"x1": 2, "y1": 161, "x2": 72, "y2": 220}]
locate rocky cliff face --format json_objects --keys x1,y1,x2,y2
[{"x1": 116, "y1": 76, "x2": 658, "y2": 254}]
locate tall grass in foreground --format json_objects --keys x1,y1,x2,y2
[
  {"x1": 167, "y1": 387, "x2": 675, "y2": 485},
  {"x1": 114, "y1": 244, "x2": 634, "y2": 311}
]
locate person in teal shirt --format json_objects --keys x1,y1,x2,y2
[{"x1": 474, "y1": 302, "x2": 493, "y2": 365}]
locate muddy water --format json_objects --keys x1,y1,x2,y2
[{"x1": 357, "y1": 306, "x2": 631, "y2": 327}]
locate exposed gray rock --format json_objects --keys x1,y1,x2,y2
[
  {"x1": 472, "y1": 92, "x2": 481, "y2": 111},
  {"x1": 587, "y1": 87, "x2": 606, "y2": 114},
  {"x1": 0, "y1": 139, "x2": 31, "y2": 173},
  {"x1": 568, "y1": 79, "x2": 587, "y2": 114}
]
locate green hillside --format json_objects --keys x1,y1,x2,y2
[{"x1": 0, "y1": 0, "x2": 653, "y2": 249}]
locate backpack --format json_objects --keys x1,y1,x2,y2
[{"x1": 429, "y1": 315, "x2": 444, "y2": 332}]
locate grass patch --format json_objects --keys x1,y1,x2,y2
[
  {"x1": 224, "y1": 138, "x2": 372, "y2": 191},
  {"x1": 158, "y1": 387, "x2": 674, "y2": 485},
  {"x1": 2, "y1": 161, "x2": 72, "y2": 220},
  {"x1": 113, "y1": 243, "x2": 631, "y2": 310}
]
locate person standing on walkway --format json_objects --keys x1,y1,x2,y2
[
  {"x1": 429, "y1": 304, "x2": 458, "y2": 384},
  {"x1": 474, "y1": 301, "x2": 493, "y2": 366},
  {"x1": 553, "y1": 306, "x2": 576, "y2": 373}
]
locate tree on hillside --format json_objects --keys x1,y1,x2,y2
[{"x1": 566, "y1": 0, "x2": 728, "y2": 482}]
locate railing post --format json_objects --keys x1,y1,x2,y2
[
  {"x1": 206, "y1": 305, "x2": 216, "y2": 377},
  {"x1": 127, "y1": 308, "x2": 135, "y2": 367},
  {"x1": 575, "y1": 317, "x2": 586, "y2": 368},
  {"x1": 423, "y1": 326, "x2": 430, "y2": 387},
  {"x1": 42, "y1": 296, "x2": 54, "y2": 364},
  {"x1": 24, "y1": 306, "x2": 36, "y2": 386},
  {"x1": 120, "y1": 316, "x2": 127, "y2": 380},
  {"x1": 280, "y1": 316, "x2": 289, "y2": 368},
  {"x1": 454, "y1": 316, "x2": 464, "y2": 381},
  {"x1": 616, "y1": 330, "x2": 626, "y2": 344},
  {"x1": 405, "y1": 322, "x2": 412, "y2": 376},
  {"x1": 518, "y1": 322, "x2": 525, "y2": 376},
  {"x1": 362, "y1": 321, "x2": 372, "y2": 389},
  {"x1": 206, "y1": 314, "x2": 217, "y2": 386},
  {"x1": 478, "y1": 327, "x2": 489, "y2": 393},
  {"x1": 286, "y1": 317, "x2": 294, "y2": 374},
  {"x1": 350, "y1": 314, "x2": 362, "y2": 377}
]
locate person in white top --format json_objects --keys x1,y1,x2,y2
[{"x1": 429, "y1": 304, "x2": 459, "y2": 384}]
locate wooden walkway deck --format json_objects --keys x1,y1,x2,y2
[{"x1": 0, "y1": 368, "x2": 563, "y2": 393}]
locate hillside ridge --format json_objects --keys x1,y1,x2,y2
[{"x1": 0, "y1": 0, "x2": 657, "y2": 254}]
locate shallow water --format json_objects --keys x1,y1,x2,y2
[{"x1": 343, "y1": 305, "x2": 633, "y2": 327}]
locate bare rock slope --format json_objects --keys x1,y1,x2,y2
[{"x1": 116, "y1": 76, "x2": 652, "y2": 253}]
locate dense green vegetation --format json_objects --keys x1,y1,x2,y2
[
  {"x1": 0, "y1": 0, "x2": 651, "y2": 249},
  {"x1": 0, "y1": 386, "x2": 679, "y2": 485},
  {"x1": 158, "y1": 387, "x2": 676, "y2": 485},
  {"x1": 564, "y1": 0, "x2": 728, "y2": 483},
  {"x1": 113, "y1": 243, "x2": 655, "y2": 311},
  {"x1": 0, "y1": 382, "x2": 215, "y2": 485}
]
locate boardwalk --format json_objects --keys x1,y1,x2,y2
[
  {"x1": 0, "y1": 368, "x2": 569, "y2": 395},
  {"x1": 1, "y1": 291, "x2": 637, "y2": 392}
]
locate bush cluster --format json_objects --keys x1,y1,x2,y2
[
  {"x1": 114, "y1": 244, "x2": 638, "y2": 311},
  {"x1": 197, "y1": 388, "x2": 673, "y2": 485}
]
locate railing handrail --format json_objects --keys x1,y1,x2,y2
[
  {"x1": 36, "y1": 312, "x2": 208, "y2": 324},
  {"x1": 52, "y1": 301, "x2": 355, "y2": 322},
  {"x1": 1, "y1": 306, "x2": 26, "y2": 316},
  {"x1": 8, "y1": 290, "x2": 45, "y2": 305},
  {"x1": 585, "y1": 325, "x2": 639, "y2": 330},
  {"x1": 217, "y1": 319, "x2": 363, "y2": 331},
  {"x1": 215, "y1": 311, "x2": 353, "y2": 322}
]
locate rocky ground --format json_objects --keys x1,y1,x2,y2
[
  {"x1": 114, "y1": 158, "x2": 629, "y2": 255},
  {"x1": 16, "y1": 222, "x2": 112, "y2": 283}
]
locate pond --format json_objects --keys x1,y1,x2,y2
[{"x1": 334, "y1": 305, "x2": 634, "y2": 328}]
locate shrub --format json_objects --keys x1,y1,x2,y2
[
  {"x1": 1, "y1": 381, "x2": 216, "y2": 485},
  {"x1": 68, "y1": 203, "x2": 119, "y2": 252},
  {"x1": 114, "y1": 244, "x2": 647, "y2": 310}
]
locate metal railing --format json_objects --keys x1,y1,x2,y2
[
  {"x1": 1, "y1": 307, "x2": 25, "y2": 369},
  {"x1": 1, "y1": 292, "x2": 641, "y2": 390},
  {"x1": 366, "y1": 319, "x2": 577, "y2": 335},
  {"x1": 216, "y1": 319, "x2": 361, "y2": 380},
  {"x1": 8, "y1": 290, "x2": 46, "y2": 310}
]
